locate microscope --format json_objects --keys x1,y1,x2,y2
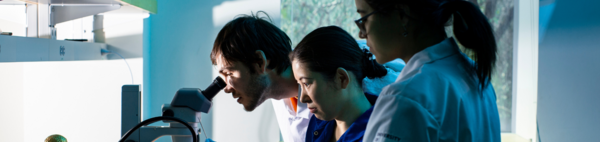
[{"x1": 120, "y1": 77, "x2": 226, "y2": 142}]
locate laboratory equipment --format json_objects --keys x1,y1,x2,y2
[{"x1": 120, "y1": 77, "x2": 226, "y2": 142}]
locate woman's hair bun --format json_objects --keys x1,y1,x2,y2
[{"x1": 361, "y1": 48, "x2": 388, "y2": 79}]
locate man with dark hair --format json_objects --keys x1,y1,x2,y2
[
  {"x1": 211, "y1": 11, "x2": 402, "y2": 142},
  {"x1": 211, "y1": 12, "x2": 306, "y2": 142},
  {"x1": 211, "y1": 11, "x2": 297, "y2": 111}
]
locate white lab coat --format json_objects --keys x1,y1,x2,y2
[
  {"x1": 272, "y1": 61, "x2": 403, "y2": 142},
  {"x1": 363, "y1": 38, "x2": 501, "y2": 142}
]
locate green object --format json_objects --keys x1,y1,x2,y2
[
  {"x1": 281, "y1": 0, "x2": 361, "y2": 48},
  {"x1": 119, "y1": 0, "x2": 157, "y2": 14},
  {"x1": 45, "y1": 134, "x2": 67, "y2": 142}
]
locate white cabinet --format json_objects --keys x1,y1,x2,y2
[{"x1": 0, "y1": 35, "x2": 105, "y2": 62}]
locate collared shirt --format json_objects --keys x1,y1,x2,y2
[
  {"x1": 305, "y1": 93, "x2": 378, "y2": 142},
  {"x1": 363, "y1": 38, "x2": 501, "y2": 142},
  {"x1": 273, "y1": 87, "x2": 311, "y2": 142}
]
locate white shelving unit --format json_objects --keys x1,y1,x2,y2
[{"x1": 0, "y1": 35, "x2": 106, "y2": 62}]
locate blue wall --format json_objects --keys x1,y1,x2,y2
[
  {"x1": 143, "y1": 0, "x2": 224, "y2": 141},
  {"x1": 537, "y1": 0, "x2": 600, "y2": 141}
]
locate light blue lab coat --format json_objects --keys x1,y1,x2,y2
[{"x1": 363, "y1": 38, "x2": 501, "y2": 142}]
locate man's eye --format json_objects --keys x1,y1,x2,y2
[{"x1": 303, "y1": 83, "x2": 309, "y2": 87}]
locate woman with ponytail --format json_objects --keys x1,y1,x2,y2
[
  {"x1": 290, "y1": 26, "x2": 390, "y2": 142},
  {"x1": 354, "y1": 0, "x2": 501, "y2": 141}
]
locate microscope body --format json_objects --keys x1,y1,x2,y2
[
  {"x1": 121, "y1": 77, "x2": 225, "y2": 142},
  {"x1": 121, "y1": 87, "x2": 214, "y2": 142}
]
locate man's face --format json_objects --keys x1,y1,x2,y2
[{"x1": 216, "y1": 56, "x2": 268, "y2": 111}]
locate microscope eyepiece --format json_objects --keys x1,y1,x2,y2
[
  {"x1": 169, "y1": 77, "x2": 226, "y2": 113},
  {"x1": 202, "y1": 76, "x2": 226, "y2": 101}
]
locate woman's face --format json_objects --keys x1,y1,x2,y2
[
  {"x1": 292, "y1": 60, "x2": 346, "y2": 121},
  {"x1": 355, "y1": 0, "x2": 404, "y2": 64}
]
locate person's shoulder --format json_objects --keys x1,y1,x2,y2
[
  {"x1": 384, "y1": 67, "x2": 450, "y2": 91},
  {"x1": 379, "y1": 67, "x2": 454, "y2": 105},
  {"x1": 383, "y1": 58, "x2": 405, "y2": 72},
  {"x1": 362, "y1": 68, "x2": 401, "y2": 95},
  {"x1": 420, "y1": 53, "x2": 480, "y2": 92},
  {"x1": 423, "y1": 52, "x2": 475, "y2": 80}
]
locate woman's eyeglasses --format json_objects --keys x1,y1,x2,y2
[{"x1": 354, "y1": 10, "x2": 379, "y2": 38}]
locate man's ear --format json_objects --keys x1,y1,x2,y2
[
  {"x1": 254, "y1": 50, "x2": 270, "y2": 73},
  {"x1": 335, "y1": 67, "x2": 350, "y2": 89}
]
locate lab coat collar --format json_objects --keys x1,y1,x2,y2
[{"x1": 397, "y1": 38, "x2": 459, "y2": 81}]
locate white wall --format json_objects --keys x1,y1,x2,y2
[
  {"x1": 143, "y1": 1, "x2": 223, "y2": 141},
  {"x1": 102, "y1": 6, "x2": 148, "y2": 59},
  {"x1": 0, "y1": 63, "x2": 24, "y2": 142},
  {"x1": 0, "y1": 4, "x2": 27, "y2": 37},
  {"x1": 0, "y1": 58, "x2": 143, "y2": 142},
  {"x1": 537, "y1": 0, "x2": 600, "y2": 141}
]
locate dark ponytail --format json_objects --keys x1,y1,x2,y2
[
  {"x1": 365, "y1": 0, "x2": 497, "y2": 89},
  {"x1": 290, "y1": 26, "x2": 387, "y2": 87},
  {"x1": 434, "y1": 0, "x2": 497, "y2": 89}
]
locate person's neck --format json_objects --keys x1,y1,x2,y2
[
  {"x1": 399, "y1": 28, "x2": 448, "y2": 63},
  {"x1": 333, "y1": 89, "x2": 372, "y2": 140},
  {"x1": 265, "y1": 67, "x2": 298, "y2": 100}
]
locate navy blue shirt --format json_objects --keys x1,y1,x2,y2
[{"x1": 305, "y1": 93, "x2": 378, "y2": 142}]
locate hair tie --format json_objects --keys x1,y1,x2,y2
[
  {"x1": 361, "y1": 48, "x2": 376, "y2": 77},
  {"x1": 362, "y1": 48, "x2": 373, "y2": 60}
]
